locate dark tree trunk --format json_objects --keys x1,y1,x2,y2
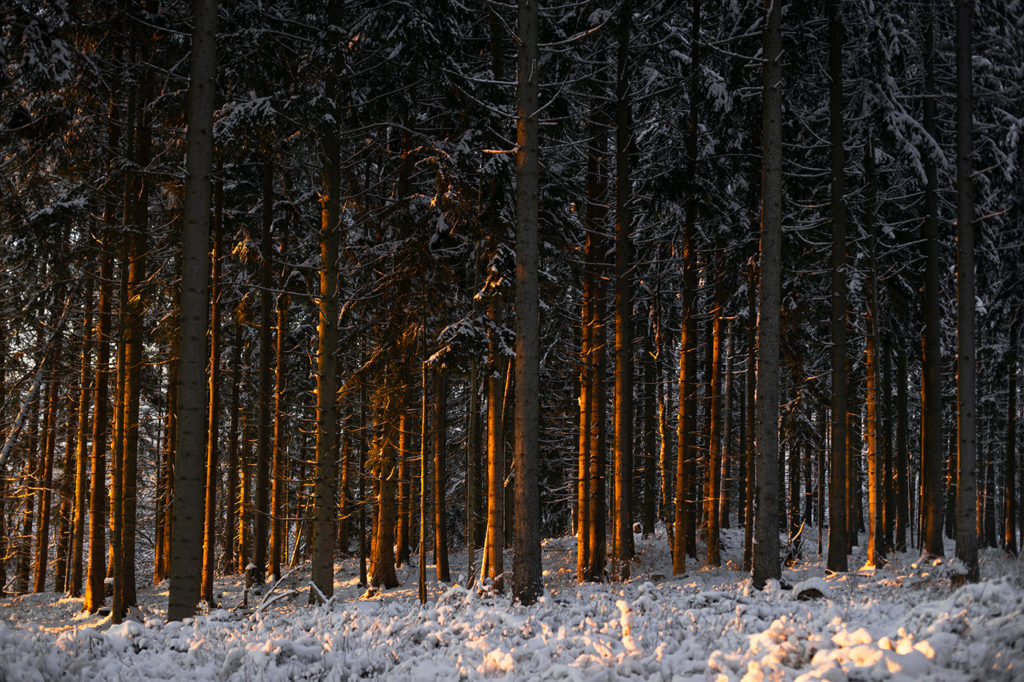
[
  {"x1": 752, "y1": 0, "x2": 782, "y2": 590},
  {"x1": 167, "y1": 0, "x2": 215, "y2": 620},
  {"x1": 826, "y1": 0, "x2": 849, "y2": 574},
  {"x1": 433, "y1": 369, "x2": 450, "y2": 582},
  {"x1": 921, "y1": 0, "x2": 945, "y2": 560},
  {"x1": 953, "y1": 0, "x2": 978, "y2": 583}
]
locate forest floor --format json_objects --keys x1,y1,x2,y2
[{"x1": 2, "y1": 526, "x2": 1024, "y2": 681}]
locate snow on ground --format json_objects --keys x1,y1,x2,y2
[{"x1": 2, "y1": 528, "x2": 1023, "y2": 681}]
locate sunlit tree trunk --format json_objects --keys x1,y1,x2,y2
[
  {"x1": 481, "y1": 348, "x2": 505, "y2": 590},
  {"x1": 433, "y1": 369, "x2": 450, "y2": 582},
  {"x1": 70, "y1": 280, "x2": 93, "y2": 596},
  {"x1": 201, "y1": 165, "x2": 222, "y2": 605},
  {"x1": 865, "y1": 140, "x2": 885, "y2": 568},
  {"x1": 167, "y1": 0, "x2": 215, "y2": 620},
  {"x1": 752, "y1": 0, "x2": 782, "y2": 590},
  {"x1": 271, "y1": 227, "x2": 289, "y2": 580},
  {"x1": 395, "y1": 406, "x2": 410, "y2": 566},
  {"x1": 954, "y1": 0, "x2": 978, "y2": 583},
  {"x1": 587, "y1": 158, "x2": 609, "y2": 583},
  {"x1": 85, "y1": 228, "x2": 114, "y2": 613},
  {"x1": 418, "y1": 367, "x2": 428, "y2": 602},
  {"x1": 311, "y1": 136, "x2": 340, "y2": 600},
  {"x1": 576, "y1": 256, "x2": 592, "y2": 580},
  {"x1": 369, "y1": 385, "x2": 399, "y2": 590}
]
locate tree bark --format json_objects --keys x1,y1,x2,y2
[
  {"x1": 865, "y1": 140, "x2": 885, "y2": 568},
  {"x1": 611, "y1": 0, "x2": 634, "y2": 583},
  {"x1": 512, "y1": 0, "x2": 542, "y2": 604},
  {"x1": 752, "y1": 0, "x2": 782, "y2": 590},
  {"x1": 201, "y1": 164, "x2": 222, "y2": 605},
  {"x1": 167, "y1": 0, "x2": 215, "y2": 620},
  {"x1": 70, "y1": 280, "x2": 93, "y2": 596},
  {"x1": 1005, "y1": 316, "x2": 1018, "y2": 555},
  {"x1": 920, "y1": 0, "x2": 945, "y2": 560},
  {"x1": 85, "y1": 229, "x2": 114, "y2": 613},
  {"x1": 253, "y1": 157, "x2": 274, "y2": 586},
  {"x1": 826, "y1": 0, "x2": 849, "y2": 574},
  {"x1": 433, "y1": 369, "x2": 450, "y2": 582},
  {"x1": 954, "y1": 0, "x2": 978, "y2": 583},
  {"x1": 271, "y1": 229, "x2": 289, "y2": 580}
]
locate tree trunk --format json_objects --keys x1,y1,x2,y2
[
  {"x1": 743, "y1": 261, "x2": 756, "y2": 572},
  {"x1": 167, "y1": 0, "x2": 215, "y2": 620},
  {"x1": 865, "y1": 140, "x2": 885, "y2": 568},
  {"x1": 253, "y1": 158, "x2": 274, "y2": 586},
  {"x1": 954, "y1": 0, "x2": 978, "y2": 583},
  {"x1": 418, "y1": 367, "x2": 428, "y2": 602},
  {"x1": 1005, "y1": 317, "x2": 1018, "y2": 555},
  {"x1": 642, "y1": 327, "x2": 657, "y2": 536},
  {"x1": 311, "y1": 126, "x2": 340, "y2": 600},
  {"x1": 433, "y1": 369, "x2": 450, "y2": 582},
  {"x1": 481, "y1": 324, "x2": 505, "y2": 589},
  {"x1": 396, "y1": 407, "x2": 411, "y2": 567},
  {"x1": 752, "y1": 0, "x2": 782, "y2": 590},
  {"x1": 611, "y1": 0, "x2": 634, "y2": 583},
  {"x1": 895, "y1": 339, "x2": 910, "y2": 551},
  {"x1": 706, "y1": 268, "x2": 723, "y2": 567},
  {"x1": 70, "y1": 280, "x2": 93, "y2": 596},
  {"x1": 271, "y1": 228, "x2": 289, "y2": 580},
  {"x1": 920, "y1": 0, "x2": 945, "y2": 560},
  {"x1": 33, "y1": 336, "x2": 61, "y2": 593},
  {"x1": 221, "y1": 322, "x2": 241, "y2": 574},
  {"x1": 85, "y1": 230, "x2": 114, "y2": 613},
  {"x1": 512, "y1": 0, "x2": 542, "y2": 605},
  {"x1": 369, "y1": 387, "x2": 399, "y2": 591},
  {"x1": 201, "y1": 164, "x2": 222, "y2": 605},
  {"x1": 826, "y1": 0, "x2": 849, "y2": 574},
  {"x1": 674, "y1": 0, "x2": 701, "y2": 577}
]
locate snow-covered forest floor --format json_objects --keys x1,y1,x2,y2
[{"x1": 2, "y1": 527, "x2": 1023, "y2": 681}]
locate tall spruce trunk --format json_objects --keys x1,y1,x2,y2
[
  {"x1": 611, "y1": 0, "x2": 634, "y2": 582},
  {"x1": 953, "y1": 0, "x2": 978, "y2": 583},
  {"x1": 253, "y1": 158, "x2": 274, "y2": 586},
  {"x1": 752, "y1": 0, "x2": 782, "y2": 590},
  {"x1": 271, "y1": 226, "x2": 290, "y2": 579},
  {"x1": 221, "y1": 323, "x2": 241, "y2": 574},
  {"x1": 201, "y1": 167, "x2": 222, "y2": 605},
  {"x1": 1005, "y1": 317, "x2": 1018, "y2": 555},
  {"x1": 167, "y1": 0, "x2": 215, "y2": 620},
  {"x1": 865, "y1": 141, "x2": 885, "y2": 568},
  {"x1": 826, "y1": 0, "x2": 849, "y2": 573},
  {"x1": 433, "y1": 369, "x2": 450, "y2": 582},
  {"x1": 920, "y1": 0, "x2": 945, "y2": 559},
  {"x1": 85, "y1": 231, "x2": 114, "y2": 613},
  {"x1": 512, "y1": 0, "x2": 542, "y2": 604},
  {"x1": 70, "y1": 280, "x2": 94, "y2": 596},
  {"x1": 674, "y1": 0, "x2": 701, "y2": 577}
]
